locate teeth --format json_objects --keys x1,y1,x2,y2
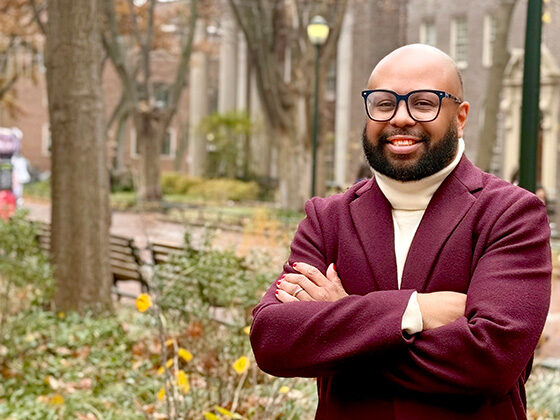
[{"x1": 391, "y1": 139, "x2": 415, "y2": 146}]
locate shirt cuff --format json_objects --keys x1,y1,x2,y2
[{"x1": 401, "y1": 291, "x2": 423, "y2": 334}]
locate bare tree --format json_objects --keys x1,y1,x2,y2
[
  {"x1": 102, "y1": 0, "x2": 199, "y2": 202},
  {"x1": 0, "y1": 0, "x2": 42, "y2": 114},
  {"x1": 476, "y1": 0, "x2": 518, "y2": 172},
  {"x1": 45, "y1": 0, "x2": 112, "y2": 311},
  {"x1": 229, "y1": 0, "x2": 348, "y2": 210}
]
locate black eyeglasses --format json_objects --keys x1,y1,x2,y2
[{"x1": 361, "y1": 89, "x2": 463, "y2": 122}]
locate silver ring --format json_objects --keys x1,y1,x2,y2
[{"x1": 293, "y1": 286, "x2": 304, "y2": 297}]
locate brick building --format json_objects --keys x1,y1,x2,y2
[{"x1": 3, "y1": 0, "x2": 560, "y2": 212}]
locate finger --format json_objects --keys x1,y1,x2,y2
[
  {"x1": 292, "y1": 262, "x2": 329, "y2": 287},
  {"x1": 326, "y1": 263, "x2": 339, "y2": 282},
  {"x1": 275, "y1": 289, "x2": 298, "y2": 303},
  {"x1": 280, "y1": 274, "x2": 322, "y2": 298}
]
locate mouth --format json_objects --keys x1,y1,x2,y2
[{"x1": 385, "y1": 136, "x2": 424, "y2": 155}]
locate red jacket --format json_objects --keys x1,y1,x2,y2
[{"x1": 250, "y1": 156, "x2": 551, "y2": 419}]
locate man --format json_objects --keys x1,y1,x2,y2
[{"x1": 250, "y1": 44, "x2": 552, "y2": 419}]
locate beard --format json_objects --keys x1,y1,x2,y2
[{"x1": 362, "y1": 123, "x2": 458, "y2": 182}]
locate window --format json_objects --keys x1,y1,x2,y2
[
  {"x1": 419, "y1": 20, "x2": 437, "y2": 46},
  {"x1": 136, "y1": 82, "x2": 169, "y2": 109},
  {"x1": 154, "y1": 82, "x2": 169, "y2": 109},
  {"x1": 131, "y1": 127, "x2": 176, "y2": 158},
  {"x1": 160, "y1": 128, "x2": 176, "y2": 157},
  {"x1": 450, "y1": 16, "x2": 468, "y2": 68},
  {"x1": 482, "y1": 14, "x2": 497, "y2": 67}
]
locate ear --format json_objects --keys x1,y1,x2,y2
[{"x1": 456, "y1": 101, "x2": 470, "y2": 138}]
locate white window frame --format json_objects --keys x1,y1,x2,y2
[
  {"x1": 450, "y1": 16, "x2": 468, "y2": 69},
  {"x1": 419, "y1": 20, "x2": 436, "y2": 46},
  {"x1": 130, "y1": 127, "x2": 177, "y2": 159},
  {"x1": 482, "y1": 14, "x2": 497, "y2": 67}
]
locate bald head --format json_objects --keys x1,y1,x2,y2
[{"x1": 368, "y1": 44, "x2": 464, "y2": 99}]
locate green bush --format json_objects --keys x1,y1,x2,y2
[
  {"x1": 160, "y1": 172, "x2": 203, "y2": 195},
  {"x1": 153, "y1": 231, "x2": 271, "y2": 324},
  {"x1": 189, "y1": 179, "x2": 260, "y2": 202},
  {"x1": 0, "y1": 211, "x2": 54, "y2": 314},
  {"x1": 527, "y1": 367, "x2": 560, "y2": 419}
]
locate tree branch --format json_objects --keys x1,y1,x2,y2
[
  {"x1": 126, "y1": 0, "x2": 144, "y2": 48},
  {"x1": 0, "y1": 74, "x2": 18, "y2": 101},
  {"x1": 29, "y1": 0, "x2": 47, "y2": 35},
  {"x1": 161, "y1": 0, "x2": 199, "y2": 130}
]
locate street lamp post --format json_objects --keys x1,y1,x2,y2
[
  {"x1": 519, "y1": 0, "x2": 542, "y2": 192},
  {"x1": 307, "y1": 16, "x2": 329, "y2": 197}
]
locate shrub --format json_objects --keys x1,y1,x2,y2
[
  {"x1": 526, "y1": 367, "x2": 560, "y2": 419},
  {"x1": 110, "y1": 170, "x2": 135, "y2": 193},
  {"x1": 0, "y1": 211, "x2": 54, "y2": 319},
  {"x1": 160, "y1": 172, "x2": 203, "y2": 195},
  {"x1": 189, "y1": 179, "x2": 260, "y2": 202}
]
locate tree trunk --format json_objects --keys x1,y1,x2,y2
[
  {"x1": 275, "y1": 126, "x2": 309, "y2": 210},
  {"x1": 46, "y1": 0, "x2": 112, "y2": 312},
  {"x1": 476, "y1": 0, "x2": 518, "y2": 171},
  {"x1": 113, "y1": 109, "x2": 128, "y2": 172},
  {"x1": 135, "y1": 111, "x2": 162, "y2": 202}
]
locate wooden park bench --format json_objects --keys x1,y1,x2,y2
[
  {"x1": 34, "y1": 221, "x2": 149, "y2": 296},
  {"x1": 149, "y1": 240, "x2": 185, "y2": 265}
]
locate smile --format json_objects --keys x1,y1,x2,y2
[
  {"x1": 390, "y1": 138, "x2": 418, "y2": 146},
  {"x1": 385, "y1": 136, "x2": 424, "y2": 155}
]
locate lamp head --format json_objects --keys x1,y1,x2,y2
[{"x1": 307, "y1": 15, "x2": 329, "y2": 46}]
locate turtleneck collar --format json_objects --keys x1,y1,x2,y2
[{"x1": 373, "y1": 138, "x2": 465, "y2": 210}]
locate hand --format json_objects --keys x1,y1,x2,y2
[
  {"x1": 275, "y1": 262, "x2": 348, "y2": 303},
  {"x1": 416, "y1": 291, "x2": 467, "y2": 331}
]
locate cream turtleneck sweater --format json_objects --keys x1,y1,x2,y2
[{"x1": 373, "y1": 138, "x2": 465, "y2": 333}]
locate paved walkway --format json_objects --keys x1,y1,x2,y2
[{"x1": 22, "y1": 199, "x2": 560, "y2": 360}]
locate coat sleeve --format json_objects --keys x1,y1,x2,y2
[
  {"x1": 250, "y1": 198, "x2": 415, "y2": 378},
  {"x1": 379, "y1": 194, "x2": 552, "y2": 397}
]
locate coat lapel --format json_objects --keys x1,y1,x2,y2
[
  {"x1": 349, "y1": 178, "x2": 399, "y2": 291},
  {"x1": 400, "y1": 156, "x2": 482, "y2": 291}
]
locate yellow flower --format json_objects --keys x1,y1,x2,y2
[
  {"x1": 157, "y1": 366, "x2": 165, "y2": 375},
  {"x1": 136, "y1": 293, "x2": 153, "y2": 313},
  {"x1": 178, "y1": 348, "x2": 193, "y2": 362},
  {"x1": 203, "y1": 413, "x2": 219, "y2": 420},
  {"x1": 214, "y1": 406, "x2": 236, "y2": 418},
  {"x1": 165, "y1": 359, "x2": 173, "y2": 368},
  {"x1": 232, "y1": 356, "x2": 250, "y2": 375},
  {"x1": 243, "y1": 326, "x2": 251, "y2": 335},
  {"x1": 279, "y1": 386, "x2": 290, "y2": 394},
  {"x1": 176, "y1": 370, "x2": 190, "y2": 394},
  {"x1": 48, "y1": 393, "x2": 64, "y2": 406},
  {"x1": 57, "y1": 311, "x2": 65, "y2": 320},
  {"x1": 164, "y1": 338, "x2": 175, "y2": 347},
  {"x1": 157, "y1": 387, "x2": 165, "y2": 401}
]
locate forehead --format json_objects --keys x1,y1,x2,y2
[{"x1": 368, "y1": 49, "x2": 459, "y2": 94}]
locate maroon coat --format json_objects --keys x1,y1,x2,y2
[{"x1": 250, "y1": 156, "x2": 552, "y2": 419}]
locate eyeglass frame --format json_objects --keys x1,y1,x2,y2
[{"x1": 361, "y1": 89, "x2": 463, "y2": 123}]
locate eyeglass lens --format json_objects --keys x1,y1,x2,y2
[{"x1": 366, "y1": 91, "x2": 441, "y2": 122}]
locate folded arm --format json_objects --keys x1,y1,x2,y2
[{"x1": 379, "y1": 196, "x2": 551, "y2": 397}]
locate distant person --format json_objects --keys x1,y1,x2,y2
[
  {"x1": 250, "y1": 44, "x2": 551, "y2": 419},
  {"x1": 11, "y1": 153, "x2": 30, "y2": 207}
]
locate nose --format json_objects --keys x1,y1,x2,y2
[{"x1": 389, "y1": 99, "x2": 416, "y2": 128}]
